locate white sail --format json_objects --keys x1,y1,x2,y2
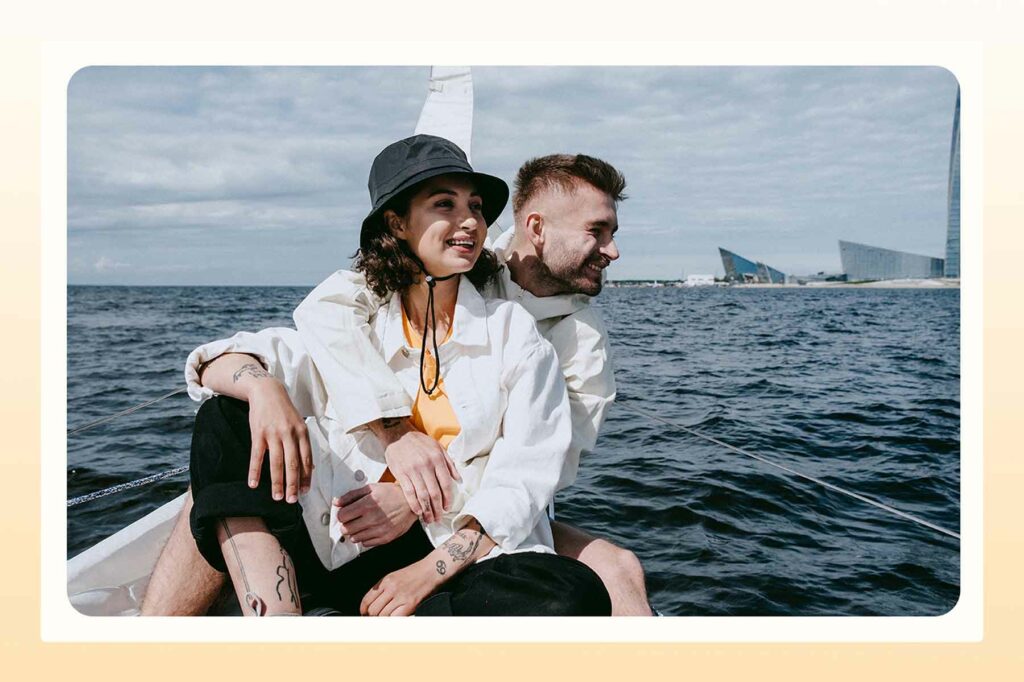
[{"x1": 414, "y1": 66, "x2": 474, "y2": 161}]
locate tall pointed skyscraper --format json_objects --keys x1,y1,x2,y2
[{"x1": 944, "y1": 88, "x2": 960, "y2": 278}]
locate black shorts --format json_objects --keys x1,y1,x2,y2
[{"x1": 189, "y1": 396, "x2": 610, "y2": 616}]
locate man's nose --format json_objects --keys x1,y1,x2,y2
[{"x1": 601, "y1": 238, "x2": 620, "y2": 261}]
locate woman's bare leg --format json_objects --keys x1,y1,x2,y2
[{"x1": 217, "y1": 517, "x2": 302, "y2": 616}]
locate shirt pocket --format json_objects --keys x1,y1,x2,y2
[{"x1": 325, "y1": 427, "x2": 388, "y2": 498}]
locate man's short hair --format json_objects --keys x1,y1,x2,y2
[{"x1": 512, "y1": 154, "x2": 627, "y2": 217}]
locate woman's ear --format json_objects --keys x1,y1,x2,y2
[{"x1": 384, "y1": 210, "x2": 405, "y2": 239}]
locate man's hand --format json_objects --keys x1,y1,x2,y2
[
  {"x1": 360, "y1": 558, "x2": 443, "y2": 617},
  {"x1": 369, "y1": 417, "x2": 460, "y2": 525},
  {"x1": 334, "y1": 483, "x2": 416, "y2": 547},
  {"x1": 246, "y1": 379, "x2": 313, "y2": 503}
]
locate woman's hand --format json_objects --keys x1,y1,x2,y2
[
  {"x1": 246, "y1": 379, "x2": 314, "y2": 503},
  {"x1": 369, "y1": 417, "x2": 460, "y2": 525},
  {"x1": 334, "y1": 483, "x2": 417, "y2": 547},
  {"x1": 360, "y1": 558, "x2": 443, "y2": 617}
]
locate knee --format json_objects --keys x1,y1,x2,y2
[
  {"x1": 587, "y1": 540, "x2": 646, "y2": 589},
  {"x1": 543, "y1": 561, "x2": 612, "y2": 617},
  {"x1": 607, "y1": 545, "x2": 646, "y2": 588},
  {"x1": 194, "y1": 395, "x2": 247, "y2": 431}
]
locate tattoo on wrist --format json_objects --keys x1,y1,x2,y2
[
  {"x1": 442, "y1": 528, "x2": 483, "y2": 565},
  {"x1": 232, "y1": 362, "x2": 271, "y2": 383},
  {"x1": 435, "y1": 560, "x2": 447, "y2": 576}
]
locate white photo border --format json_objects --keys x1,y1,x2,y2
[{"x1": 42, "y1": 41, "x2": 981, "y2": 642}]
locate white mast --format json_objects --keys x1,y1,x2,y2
[{"x1": 414, "y1": 66, "x2": 474, "y2": 162}]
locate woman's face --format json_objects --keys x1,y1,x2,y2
[{"x1": 386, "y1": 174, "x2": 486, "y2": 279}]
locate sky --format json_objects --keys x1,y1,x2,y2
[{"x1": 67, "y1": 66, "x2": 959, "y2": 285}]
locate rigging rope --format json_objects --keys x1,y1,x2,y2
[
  {"x1": 67, "y1": 464, "x2": 189, "y2": 508},
  {"x1": 65, "y1": 384, "x2": 962, "y2": 543},
  {"x1": 67, "y1": 386, "x2": 189, "y2": 436},
  {"x1": 616, "y1": 400, "x2": 960, "y2": 540},
  {"x1": 67, "y1": 385, "x2": 191, "y2": 507}
]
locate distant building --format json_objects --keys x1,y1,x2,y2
[
  {"x1": 839, "y1": 240, "x2": 945, "y2": 281},
  {"x1": 787, "y1": 272, "x2": 847, "y2": 285},
  {"x1": 945, "y1": 88, "x2": 960, "y2": 278},
  {"x1": 684, "y1": 274, "x2": 715, "y2": 287},
  {"x1": 719, "y1": 247, "x2": 786, "y2": 283}
]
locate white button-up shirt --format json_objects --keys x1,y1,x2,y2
[
  {"x1": 293, "y1": 227, "x2": 616, "y2": 492},
  {"x1": 185, "y1": 276, "x2": 571, "y2": 571}
]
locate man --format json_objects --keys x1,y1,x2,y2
[{"x1": 141, "y1": 153, "x2": 651, "y2": 616}]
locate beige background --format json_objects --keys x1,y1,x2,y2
[{"x1": 3, "y1": 1, "x2": 1022, "y2": 678}]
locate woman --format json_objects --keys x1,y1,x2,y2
[{"x1": 184, "y1": 135, "x2": 611, "y2": 616}]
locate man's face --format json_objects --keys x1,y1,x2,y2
[{"x1": 534, "y1": 181, "x2": 620, "y2": 296}]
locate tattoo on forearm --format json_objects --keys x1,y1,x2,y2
[
  {"x1": 275, "y1": 549, "x2": 300, "y2": 607},
  {"x1": 220, "y1": 519, "x2": 267, "y2": 617},
  {"x1": 435, "y1": 560, "x2": 447, "y2": 576},
  {"x1": 232, "y1": 362, "x2": 271, "y2": 383},
  {"x1": 381, "y1": 417, "x2": 403, "y2": 430},
  {"x1": 443, "y1": 528, "x2": 483, "y2": 565}
]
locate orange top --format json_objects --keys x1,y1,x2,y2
[{"x1": 401, "y1": 305, "x2": 462, "y2": 449}]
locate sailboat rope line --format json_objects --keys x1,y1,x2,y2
[
  {"x1": 67, "y1": 386, "x2": 190, "y2": 436},
  {"x1": 64, "y1": 386, "x2": 962, "y2": 542},
  {"x1": 67, "y1": 464, "x2": 189, "y2": 508},
  {"x1": 616, "y1": 400, "x2": 960, "y2": 540}
]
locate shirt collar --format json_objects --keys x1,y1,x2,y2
[
  {"x1": 489, "y1": 226, "x2": 592, "y2": 322},
  {"x1": 380, "y1": 276, "x2": 489, "y2": 362}
]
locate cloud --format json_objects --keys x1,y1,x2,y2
[
  {"x1": 93, "y1": 255, "x2": 130, "y2": 272},
  {"x1": 68, "y1": 65, "x2": 959, "y2": 283}
]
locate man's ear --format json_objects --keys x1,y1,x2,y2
[
  {"x1": 384, "y1": 210, "x2": 405, "y2": 239},
  {"x1": 524, "y1": 211, "x2": 544, "y2": 249}
]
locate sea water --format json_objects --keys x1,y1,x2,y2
[{"x1": 67, "y1": 285, "x2": 959, "y2": 616}]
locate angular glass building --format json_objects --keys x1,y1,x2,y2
[
  {"x1": 839, "y1": 240, "x2": 945, "y2": 281},
  {"x1": 719, "y1": 248, "x2": 786, "y2": 283},
  {"x1": 944, "y1": 88, "x2": 960, "y2": 278},
  {"x1": 719, "y1": 248, "x2": 758, "y2": 282},
  {"x1": 756, "y1": 262, "x2": 786, "y2": 284}
]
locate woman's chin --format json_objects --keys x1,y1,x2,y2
[{"x1": 422, "y1": 255, "x2": 476, "y2": 278}]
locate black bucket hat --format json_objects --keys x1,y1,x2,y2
[{"x1": 360, "y1": 134, "x2": 509, "y2": 251}]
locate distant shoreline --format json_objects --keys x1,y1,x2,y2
[{"x1": 607, "y1": 279, "x2": 961, "y2": 289}]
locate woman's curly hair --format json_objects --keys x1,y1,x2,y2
[{"x1": 353, "y1": 183, "x2": 502, "y2": 300}]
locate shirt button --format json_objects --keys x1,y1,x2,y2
[
  {"x1": 354, "y1": 469, "x2": 366, "y2": 482},
  {"x1": 320, "y1": 512, "x2": 330, "y2": 526},
  {"x1": 401, "y1": 348, "x2": 410, "y2": 358}
]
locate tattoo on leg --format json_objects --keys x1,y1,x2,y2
[
  {"x1": 232, "y1": 362, "x2": 271, "y2": 383},
  {"x1": 220, "y1": 519, "x2": 267, "y2": 617},
  {"x1": 275, "y1": 548, "x2": 300, "y2": 607}
]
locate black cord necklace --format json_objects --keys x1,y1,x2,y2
[{"x1": 417, "y1": 271, "x2": 457, "y2": 395}]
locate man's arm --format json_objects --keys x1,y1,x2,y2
[
  {"x1": 452, "y1": 312, "x2": 572, "y2": 553},
  {"x1": 545, "y1": 308, "x2": 617, "y2": 491},
  {"x1": 294, "y1": 270, "x2": 459, "y2": 523}
]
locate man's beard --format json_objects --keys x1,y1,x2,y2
[{"x1": 538, "y1": 255, "x2": 605, "y2": 296}]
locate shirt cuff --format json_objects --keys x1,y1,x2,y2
[
  {"x1": 337, "y1": 394, "x2": 413, "y2": 434},
  {"x1": 452, "y1": 494, "x2": 530, "y2": 554}
]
